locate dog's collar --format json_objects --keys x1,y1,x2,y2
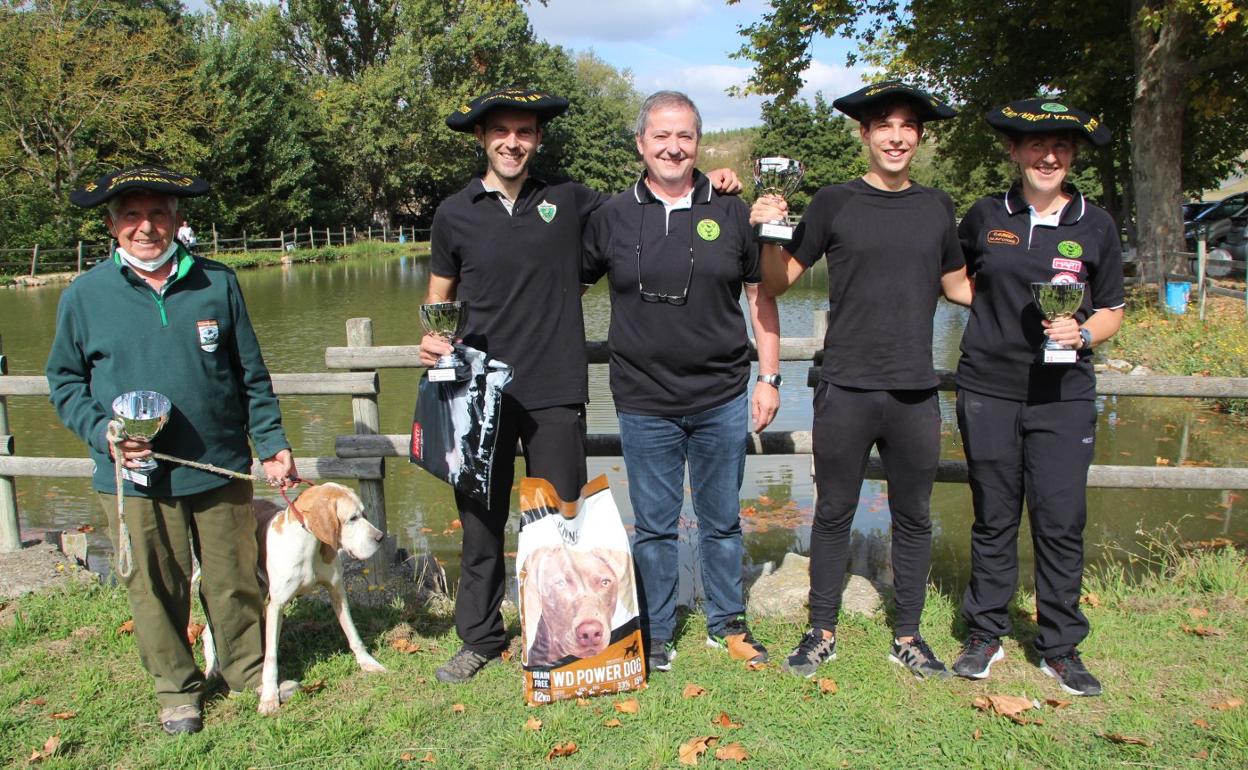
[{"x1": 279, "y1": 478, "x2": 315, "y2": 529}]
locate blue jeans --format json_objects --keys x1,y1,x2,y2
[{"x1": 617, "y1": 390, "x2": 748, "y2": 642}]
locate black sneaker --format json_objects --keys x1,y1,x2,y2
[
  {"x1": 435, "y1": 646, "x2": 497, "y2": 683},
  {"x1": 1041, "y1": 650, "x2": 1102, "y2": 696},
  {"x1": 889, "y1": 636, "x2": 951, "y2": 680},
  {"x1": 706, "y1": 617, "x2": 768, "y2": 664},
  {"x1": 781, "y1": 627, "x2": 836, "y2": 678},
  {"x1": 952, "y1": 634, "x2": 1004, "y2": 680},
  {"x1": 159, "y1": 704, "x2": 203, "y2": 735},
  {"x1": 647, "y1": 640, "x2": 676, "y2": 674}
]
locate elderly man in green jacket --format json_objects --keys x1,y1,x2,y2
[{"x1": 46, "y1": 167, "x2": 296, "y2": 735}]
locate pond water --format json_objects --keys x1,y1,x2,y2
[{"x1": 3, "y1": 250, "x2": 1245, "y2": 603}]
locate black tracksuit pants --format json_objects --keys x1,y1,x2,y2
[
  {"x1": 810, "y1": 382, "x2": 941, "y2": 637},
  {"x1": 453, "y1": 404, "x2": 587, "y2": 656},
  {"x1": 956, "y1": 389, "x2": 1096, "y2": 658}
]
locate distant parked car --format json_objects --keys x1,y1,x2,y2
[
  {"x1": 1185, "y1": 193, "x2": 1248, "y2": 249},
  {"x1": 1183, "y1": 200, "x2": 1216, "y2": 224}
]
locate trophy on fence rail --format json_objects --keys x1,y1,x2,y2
[
  {"x1": 752, "y1": 156, "x2": 805, "y2": 243},
  {"x1": 1031, "y1": 281, "x2": 1086, "y2": 364},
  {"x1": 420, "y1": 301, "x2": 469, "y2": 382},
  {"x1": 110, "y1": 390, "x2": 171, "y2": 486}
]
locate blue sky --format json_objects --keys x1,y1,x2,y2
[{"x1": 527, "y1": 0, "x2": 871, "y2": 131}]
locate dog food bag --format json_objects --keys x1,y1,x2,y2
[
  {"x1": 516, "y1": 475, "x2": 646, "y2": 705},
  {"x1": 409, "y1": 343, "x2": 513, "y2": 506}
]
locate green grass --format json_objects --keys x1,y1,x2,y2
[
  {"x1": 3, "y1": 544, "x2": 1246, "y2": 769},
  {"x1": 210, "y1": 241, "x2": 429, "y2": 270}
]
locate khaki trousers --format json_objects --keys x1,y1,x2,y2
[{"x1": 99, "y1": 478, "x2": 263, "y2": 709}]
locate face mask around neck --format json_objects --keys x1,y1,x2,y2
[{"x1": 118, "y1": 241, "x2": 179, "y2": 274}]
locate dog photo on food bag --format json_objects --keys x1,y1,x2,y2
[{"x1": 516, "y1": 476, "x2": 646, "y2": 705}]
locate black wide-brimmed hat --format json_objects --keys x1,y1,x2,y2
[
  {"x1": 985, "y1": 98, "x2": 1111, "y2": 147},
  {"x1": 832, "y1": 80, "x2": 957, "y2": 123},
  {"x1": 445, "y1": 86, "x2": 569, "y2": 133},
  {"x1": 70, "y1": 166, "x2": 209, "y2": 208}
]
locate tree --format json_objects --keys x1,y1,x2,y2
[
  {"x1": 750, "y1": 93, "x2": 866, "y2": 212},
  {"x1": 729, "y1": 0, "x2": 1248, "y2": 293}
]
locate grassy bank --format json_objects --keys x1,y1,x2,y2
[
  {"x1": 1108, "y1": 288, "x2": 1248, "y2": 414},
  {"x1": 2, "y1": 542, "x2": 1245, "y2": 768}
]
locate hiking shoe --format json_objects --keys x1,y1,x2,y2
[
  {"x1": 435, "y1": 646, "x2": 496, "y2": 683},
  {"x1": 647, "y1": 640, "x2": 676, "y2": 674},
  {"x1": 159, "y1": 704, "x2": 202, "y2": 736},
  {"x1": 706, "y1": 617, "x2": 768, "y2": 664},
  {"x1": 782, "y1": 627, "x2": 836, "y2": 678},
  {"x1": 952, "y1": 634, "x2": 1004, "y2": 680},
  {"x1": 889, "y1": 636, "x2": 951, "y2": 680},
  {"x1": 1041, "y1": 651, "x2": 1102, "y2": 696}
]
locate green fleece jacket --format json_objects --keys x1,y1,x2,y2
[{"x1": 45, "y1": 247, "x2": 290, "y2": 496}]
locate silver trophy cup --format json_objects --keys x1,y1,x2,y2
[
  {"x1": 1031, "y1": 281, "x2": 1086, "y2": 364},
  {"x1": 752, "y1": 156, "x2": 805, "y2": 243},
  {"x1": 110, "y1": 390, "x2": 172, "y2": 486},
  {"x1": 420, "y1": 301, "x2": 468, "y2": 382}
]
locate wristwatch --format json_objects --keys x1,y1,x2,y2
[
  {"x1": 1078, "y1": 327, "x2": 1093, "y2": 350},
  {"x1": 757, "y1": 374, "x2": 782, "y2": 388}
]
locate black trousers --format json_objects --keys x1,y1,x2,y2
[
  {"x1": 956, "y1": 390, "x2": 1096, "y2": 658},
  {"x1": 453, "y1": 404, "x2": 587, "y2": 655},
  {"x1": 810, "y1": 382, "x2": 940, "y2": 636}
]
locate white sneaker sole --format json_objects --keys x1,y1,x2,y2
[
  {"x1": 888, "y1": 654, "x2": 951, "y2": 679},
  {"x1": 957, "y1": 646, "x2": 1004, "y2": 680}
]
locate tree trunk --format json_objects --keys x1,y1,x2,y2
[{"x1": 1130, "y1": 2, "x2": 1192, "y2": 303}]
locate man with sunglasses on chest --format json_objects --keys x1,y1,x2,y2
[{"x1": 582, "y1": 91, "x2": 781, "y2": 674}]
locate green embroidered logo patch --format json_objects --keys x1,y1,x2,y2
[
  {"x1": 537, "y1": 200, "x2": 557, "y2": 223},
  {"x1": 1057, "y1": 240, "x2": 1083, "y2": 258},
  {"x1": 1041, "y1": 102, "x2": 1069, "y2": 113},
  {"x1": 696, "y1": 219, "x2": 720, "y2": 241}
]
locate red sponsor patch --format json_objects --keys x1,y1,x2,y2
[
  {"x1": 411, "y1": 422, "x2": 422, "y2": 459},
  {"x1": 1052, "y1": 272, "x2": 1080, "y2": 284},
  {"x1": 1052, "y1": 258, "x2": 1083, "y2": 273},
  {"x1": 987, "y1": 229, "x2": 1020, "y2": 246}
]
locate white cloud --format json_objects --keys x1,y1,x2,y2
[{"x1": 528, "y1": 0, "x2": 715, "y2": 44}]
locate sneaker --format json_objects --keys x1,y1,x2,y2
[
  {"x1": 889, "y1": 636, "x2": 951, "y2": 680},
  {"x1": 435, "y1": 646, "x2": 497, "y2": 683},
  {"x1": 647, "y1": 640, "x2": 676, "y2": 674},
  {"x1": 952, "y1": 634, "x2": 1004, "y2": 680},
  {"x1": 706, "y1": 617, "x2": 768, "y2": 664},
  {"x1": 159, "y1": 704, "x2": 202, "y2": 735},
  {"x1": 781, "y1": 627, "x2": 836, "y2": 678},
  {"x1": 1040, "y1": 650, "x2": 1102, "y2": 696}
]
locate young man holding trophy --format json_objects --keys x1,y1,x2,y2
[
  {"x1": 420, "y1": 87, "x2": 742, "y2": 684},
  {"x1": 46, "y1": 167, "x2": 296, "y2": 734},
  {"x1": 749, "y1": 82, "x2": 970, "y2": 680},
  {"x1": 951, "y1": 100, "x2": 1123, "y2": 696}
]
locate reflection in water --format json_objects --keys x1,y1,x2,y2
[{"x1": 2, "y1": 252, "x2": 1245, "y2": 607}]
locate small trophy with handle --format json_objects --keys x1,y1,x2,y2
[
  {"x1": 1031, "y1": 281, "x2": 1086, "y2": 364},
  {"x1": 752, "y1": 157, "x2": 805, "y2": 243},
  {"x1": 110, "y1": 390, "x2": 171, "y2": 486},
  {"x1": 420, "y1": 301, "x2": 469, "y2": 382}
]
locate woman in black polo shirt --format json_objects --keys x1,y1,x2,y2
[{"x1": 950, "y1": 99, "x2": 1124, "y2": 696}]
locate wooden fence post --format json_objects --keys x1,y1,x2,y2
[
  {"x1": 368, "y1": 226, "x2": 372, "y2": 241},
  {"x1": 212, "y1": 224, "x2": 218, "y2": 256},
  {"x1": 29, "y1": 245, "x2": 38, "y2": 277},
  {"x1": 242, "y1": 230, "x2": 248, "y2": 252},
  {"x1": 352, "y1": 226, "x2": 357, "y2": 244},
  {"x1": 383, "y1": 224, "x2": 388, "y2": 243},
  {"x1": 0, "y1": 335, "x2": 20, "y2": 552},
  {"x1": 326, "y1": 227, "x2": 331, "y2": 246},
  {"x1": 346, "y1": 318, "x2": 389, "y2": 582},
  {"x1": 342, "y1": 226, "x2": 347, "y2": 246}
]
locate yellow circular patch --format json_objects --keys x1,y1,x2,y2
[{"x1": 697, "y1": 219, "x2": 720, "y2": 241}]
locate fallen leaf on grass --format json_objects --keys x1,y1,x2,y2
[
  {"x1": 972, "y1": 729, "x2": 982, "y2": 741},
  {"x1": 301, "y1": 679, "x2": 327, "y2": 694},
  {"x1": 1181, "y1": 625, "x2": 1225, "y2": 637},
  {"x1": 1183, "y1": 537, "x2": 1234, "y2": 550},
  {"x1": 524, "y1": 716, "x2": 542, "y2": 731},
  {"x1": 726, "y1": 636, "x2": 761, "y2": 661},
  {"x1": 421, "y1": 752, "x2": 436, "y2": 763},
  {"x1": 712, "y1": 711, "x2": 742, "y2": 729},
  {"x1": 678, "y1": 736, "x2": 718, "y2": 766},
  {"x1": 1188, "y1": 607, "x2": 1210, "y2": 619},
  {"x1": 1101, "y1": 732, "x2": 1152, "y2": 746},
  {"x1": 741, "y1": 506, "x2": 757, "y2": 518},
  {"x1": 973, "y1": 694, "x2": 1042, "y2": 723},
  {"x1": 117, "y1": 619, "x2": 135, "y2": 635},
  {"x1": 746, "y1": 660, "x2": 768, "y2": 671},
  {"x1": 28, "y1": 736, "x2": 60, "y2": 763},
  {"x1": 1044, "y1": 699, "x2": 1072, "y2": 710},
  {"x1": 546, "y1": 742, "x2": 577, "y2": 760},
  {"x1": 450, "y1": 520, "x2": 462, "y2": 530},
  {"x1": 1081, "y1": 593, "x2": 1101, "y2": 608},
  {"x1": 1211, "y1": 697, "x2": 1244, "y2": 711},
  {"x1": 47, "y1": 711, "x2": 75, "y2": 720},
  {"x1": 420, "y1": 527, "x2": 432, "y2": 534},
  {"x1": 27, "y1": 697, "x2": 47, "y2": 706},
  {"x1": 186, "y1": 622, "x2": 205, "y2": 646},
  {"x1": 451, "y1": 703, "x2": 465, "y2": 714},
  {"x1": 818, "y1": 678, "x2": 838, "y2": 694},
  {"x1": 1193, "y1": 718, "x2": 1211, "y2": 729},
  {"x1": 757, "y1": 495, "x2": 773, "y2": 507},
  {"x1": 603, "y1": 718, "x2": 622, "y2": 728},
  {"x1": 682, "y1": 684, "x2": 707, "y2": 698},
  {"x1": 614, "y1": 698, "x2": 639, "y2": 714},
  {"x1": 391, "y1": 638, "x2": 423, "y2": 654},
  {"x1": 714, "y1": 742, "x2": 750, "y2": 762},
  {"x1": 501, "y1": 650, "x2": 513, "y2": 662},
  {"x1": 1155, "y1": 456, "x2": 1171, "y2": 466},
  {"x1": 575, "y1": 698, "x2": 590, "y2": 707}
]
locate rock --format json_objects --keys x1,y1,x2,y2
[
  {"x1": 1103, "y1": 358, "x2": 1134, "y2": 373},
  {"x1": 1129, "y1": 364, "x2": 1154, "y2": 376},
  {"x1": 746, "y1": 551, "x2": 889, "y2": 621}
]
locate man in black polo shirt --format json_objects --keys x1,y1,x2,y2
[
  {"x1": 420, "y1": 87, "x2": 740, "y2": 683},
  {"x1": 749, "y1": 81, "x2": 970, "y2": 680},
  {"x1": 582, "y1": 91, "x2": 780, "y2": 674}
]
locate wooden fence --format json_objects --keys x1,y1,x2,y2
[{"x1": 4, "y1": 315, "x2": 1248, "y2": 569}]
